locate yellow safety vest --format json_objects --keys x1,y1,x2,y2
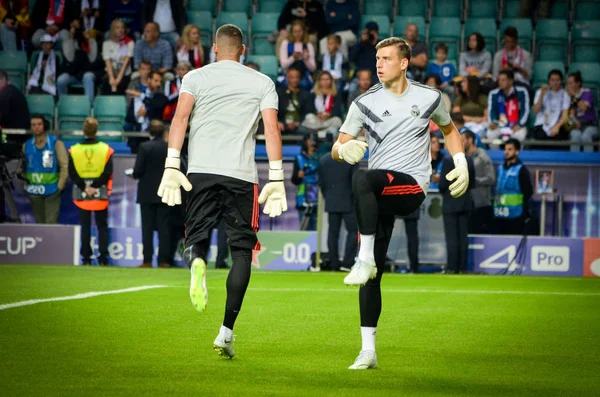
[{"x1": 69, "y1": 142, "x2": 113, "y2": 211}]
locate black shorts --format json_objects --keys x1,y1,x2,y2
[
  {"x1": 370, "y1": 169, "x2": 427, "y2": 217},
  {"x1": 185, "y1": 173, "x2": 260, "y2": 251}
]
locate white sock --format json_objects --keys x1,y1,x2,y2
[
  {"x1": 219, "y1": 325, "x2": 233, "y2": 340},
  {"x1": 361, "y1": 327, "x2": 377, "y2": 352},
  {"x1": 358, "y1": 234, "x2": 375, "y2": 264}
]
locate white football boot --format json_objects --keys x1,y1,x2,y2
[
  {"x1": 348, "y1": 350, "x2": 378, "y2": 370},
  {"x1": 344, "y1": 259, "x2": 377, "y2": 285}
]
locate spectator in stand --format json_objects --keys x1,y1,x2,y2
[
  {"x1": 439, "y1": 133, "x2": 475, "y2": 274},
  {"x1": 346, "y1": 69, "x2": 372, "y2": 109},
  {"x1": 492, "y1": 138, "x2": 533, "y2": 235},
  {"x1": 425, "y1": 43, "x2": 456, "y2": 92},
  {"x1": 487, "y1": 70, "x2": 529, "y2": 144},
  {"x1": 321, "y1": 34, "x2": 345, "y2": 93},
  {"x1": 80, "y1": 0, "x2": 105, "y2": 40},
  {"x1": 30, "y1": 0, "x2": 74, "y2": 48},
  {"x1": 531, "y1": 69, "x2": 570, "y2": 143},
  {"x1": 291, "y1": 132, "x2": 320, "y2": 231},
  {"x1": 319, "y1": 0, "x2": 360, "y2": 60},
  {"x1": 101, "y1": 19, "x2": 135, "y2": 95},
  {"x1": 459, "y1": 33, "x2": 492, "y2": 78},
  {"x1": 404, "y1": 23, "x2": 428, "y2": 82},
  {"x1": 452, "y1": 111, "x2": 485, "y2": 149},
  {"x1": 349, "y1": 21, "x2": 379, "y2": 85},
  {"x1": 105, "y1": 0, "x2": 142, "y2": 39},
  {"x1": 452, "y1": 76, "x2": 488, "y2": 135},
  {"x1": 0, "y1": 69, "x2": 30, "y2": 129},
  {"x1": 163, "y1": 61, "x2": 192, "y2": 121},
  {"x1": 302, "y1": 71, "x2": 343, "y2": 137},
  {"x1": 566, "y1": 71, "x2": 599, "y2": 152},
  {"x1": 462, "y1": 129, "x2": 495, "y2": 234},
  {"x1": 429, "y1": 135, "x2": 444, "y2": 191},
  {"x1": 318, "y1": 148, "x2": 359, "y2": 272},
  {"x1": 127, "y1": 70, "x2": 167, "y2": 132},
  {"x1": 141, "y1": 0, "x2": 186, "y2": 49},
  {"x1": 0, "y1": 1, "x2": 31, "y2": 50},
  {"x1": 425, "y1": 74, "x2": 451, "y2": 110},
  {"x1": 277, "y1": 0, "x2": 328, "y2": 58},
  {"x1": 493, "y1": 27, "x2": 532, "y2": 87},
  {"x1": 277, "y1": 67, "x2": 311, "y2": 135},
  {"x1": 20, "y1": 114, "x2": 68, "y2": 224},
  {"x1": 57, "y1": 18, "x2": 101, "y2": 106},
  {"x1": 27, "y1": 34, "x2": 59, "y2": 98},
  {"x1": 134, "y1": 22, "x2": 173, "y2": 75},
  {"x1": 126, "y1": 59, "x2": 152, "y2": 109},
  {"x1": 279, "y1": 20, "x2": 316, "y2": 90},
  {"x1": 177, "y1": 24, "x2": 207, "y2": 70}
]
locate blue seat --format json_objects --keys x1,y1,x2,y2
[
  {"x1": 574, "y1": 0, "x2": 600, "y2": 21},
  {"x1": 535, "y1": 19, "x2": 568, "y2": 62},
  {"x1": 569, "y1": 62, "x2": 600, "y2": 88},
  {"x1": 433, "y1": 0, "x2": 462, "y2": 18},
  {"x1": 533, "y1": 61, "x2": 566, "y2": 86},
  {"x1": 572, "y1": 20, "x2": 600, "y2": 63},
  {"x1": 464, "y1": 18, "x2": 498, "y2": 53},
  {"x1": 259, "y1": 0, "x2": 286, "y2": 13},
  {"x1": 502, "y1": 0, "x2": 521, "y2": 18},
  {"x1": 222, "y1": 0, "x2": 251, "y2": 13},
  {"x1": 0, "y1": 50, "x2": 27, "y2": 91},
  {"x1": 251, "y1": 13, "x2": 278, "y2": 55},
  {"x1": 246, "y1": 55, "x2": 279, "y2": 81},
  {"x1": 93, "y1": 96, "x2": 127, "y2": 133},
  {"x1": 187, "y1": 0, "x2": 215, "y2": 13},
  {"x1": 57, "y1": 95, "x2": 91, "y2": 131},
  {"x1": 397, "y1": 0, "x2": 427, "y2": 18},
  {"x1": 26, "y1": 95, "x2": 55, "y2": 129},
  {"x1": 365, "y1": 0, "x2": 391, "y2": 15},
  {"x1": 468, "y1": 0, "x2": 498, "y2": 18},
  {"x1": 549, "y1": 0, "x2": 569, "y2": 19},
  {"x1": 361, "y1": 15, "x2": 391, "y2": 39},
  {"x1": 216, "y1": 12, "x2": 249, "y2": 36},
  {"x1": 429, "y1": 17, "x2": 461, "y2": 61},
  {"x1": 393, "y1": 16, "x2": 426, "y2": 41},
  {"x1": 500, "y1": 18, "x2": 532, "y2": 51}
]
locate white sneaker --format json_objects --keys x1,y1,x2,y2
[
  {"x1": 344, "y1": 259, "x2": 377, "y2": 285},
  {"x1": 213, "y1": 334, "x2": 235, "y2": 359},
  {"x1": 189, "y1": 258, "x2": 208, "y2": 312},
  {"x1": 348, "y1": 350, "x2": 378, "y2": 370}
]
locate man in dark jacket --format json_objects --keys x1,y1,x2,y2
[
  {"x1": 277, "y1": 0, "x2": 328, "y2": 41},
  {"x1": 0, "y1": 69, "x2": 29, "y2": 130},
  {"x1": 349, "y1": 21, "x2": 379, "y2": 85},
  {"x1": 277, "y1": 67, "x2": 311, "y2": 135},
  {"x1": 318, "y1": 150, "x2": 358, "y2": 271},
  {"x1": 439, "y1": 139, "x2": 476, "y2": 274},
  {"x1": 132, "y1": 120, "x2": 172, "y2": 268},
  {"x1": 141, "y1": 0, "x2": 186, "y2": 48}
]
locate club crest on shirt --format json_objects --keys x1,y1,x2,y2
[{"x1": 411, "y1": 105, "x2": 420, "y2": 117}]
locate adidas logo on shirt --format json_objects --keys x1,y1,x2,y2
[{"x1": 382, "y1": 110, "x2": 391, "y2": 117}]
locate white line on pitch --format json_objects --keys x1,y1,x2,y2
[
  {"x1": 246, "y1": 287, "x2": 600, "y2": 297},
  {"x1": 0, "y1": 285, "x2": 168, "y2": 311}
]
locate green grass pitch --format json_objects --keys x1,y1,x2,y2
[{"x1": 0, "y1": 265, "x2": 599, "y2": 396}]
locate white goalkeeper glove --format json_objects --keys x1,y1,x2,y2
[
  {"x1": 157, "y1": 149, "x2": 192, "y2": 206},
  {"x1": 337, "y1": 139, "x2": 368, "y2": 165},
  {"x1": 258, "y1": 160, "x2": 288, "y2": 217},
  {"x1": 446, "y1": 153, "x2": 469, "y2": 198}
]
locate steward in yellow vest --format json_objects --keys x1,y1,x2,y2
[{"x1": 68, "y1": 118, "x2": 114, "y2": 266}]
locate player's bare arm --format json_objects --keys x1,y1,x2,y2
[
  {"x1": 261, "y1": 108, "x2": 283, "y2": 163},
  {"x1": 167, "y1": 92, "x2": 195, "y2": 153},
  {"x1": 258, "y1": 107, "x2": 288, "y2": 217},
  {"x1": 439, "y1": 122, "x2": 470, "y2": 198}
]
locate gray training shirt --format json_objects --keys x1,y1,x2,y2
[
  {"x1": 180, "y1": 60, "x2": 279, "y2": 184},
  {"x1": 340, "y1": 81, "x2": 452, "y2": 191}
]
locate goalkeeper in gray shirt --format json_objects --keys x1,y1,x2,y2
[
  {"x1": 157, "y1": 24, "x2": 287, "y2": 360},
  {"x1": 332, "y1": 37, "x2": 470, "y2": 370}
]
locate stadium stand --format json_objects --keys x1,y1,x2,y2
[
  {"x1": 25, "y1": 95, "x2": 55, "y2": 129},
  {"x1": 535, "y1": 19, "x2": 569, "y2": 63},
  {"x1": 428, "y1": 17, "x2": 461, "y2": 61},
  {"x1": 251, "y1": 13, "x2": 279, "y2": 55},
  {"x1": 361, "y1": 14, "x2": 391, "y2": 39},
  {"x1": 57, "y1": 95, "x2": 91, "y2": 136}
]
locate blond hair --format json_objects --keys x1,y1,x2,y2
[
  {"x1": 314, "y1": 71, "x2": 337, "y2": 97},
  {"x1": 109, "y1": 19, "x2": 126, "y2": 41},
  {"x1": 375, "y1": 37, "x2": 412, "y2": 61},
  {"x1": 83, "y1": 117, "x2": 98, "y2": 138},
  {"x1": 287, "y1": 20, "x2": 309, "y2": 44},
  {"x1": 181, "y1": 24, "x2": 205, "y2": 62}
]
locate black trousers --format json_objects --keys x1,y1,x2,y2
[
  {"x1": 216, "y1": 220, "x2": 230, "y2": 268},
  {"x1": 140, "y1": 203, "x2": 172, "y2": 264},
  {"x1": 469, "y1": 206, "x2": 493, "y2": 234},
  {"x1": 443, "y1": 211, "x2": 470, "y2": 274},
  {"x1": 404, "y1": 218, "x2": 419, "y2": 272},
  {"x1": 327, "y1": 211, "x2": 358, "y2": 270},
  {"x1": 79, "y1": 208, "x2": 108, "y2": 263},
  {"x1": 494, "y1": 217, "x2": 526, "y2": 235},
  {"x1": 353, "y1": 169, "x2": 426, "y2": 327}
]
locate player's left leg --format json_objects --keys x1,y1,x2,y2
[
  {"x1": 348, "y1": 216, "x2": 394, "y2": 370},
  {"x1": 212, "y1": 178, "x2": 260, "y2": 359}
]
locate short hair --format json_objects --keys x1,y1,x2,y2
[
  {"x1": 450, "y1": 112, "x2": 465, "y2": 125},
  {"x1": 0, "y1": 69, "x2": 7, "y2": 80},
  {"x1": 148, "y1": 120, "x2": 165, "y2": 138},
  {"x1": 356, "y1": 69, "x2": 372, "y2": 78},
  {"x1": 287, "y1": 66, "x2": 302, "y2": 76},
  {"x1": 216, "y1": 24, "x2": 243, "y2": 50},
  {"x1": 150, "y1": 70, "x2": 163, "y2": 80},
  {"x1": 425, "y1": 74, "x2": 441, "y2": 87},
  {"x1": 375, "y1": 37, "x2": 412, "y2": 61},
  {"x1": 435, "y1": 42, "x2": 448, "y2": 54},
  {"x1": 140, "y1": 59, "x2": 152, "y2": 68},
  {"x1": 462, "y1": 129, "x2": 476, "y2": 143},
  {"x1": 568, "y1": 71, "x2": 583, "y2": 86},
  {"x1": 504, "y1": 26, "x2": 518, "y2": 40},
  {"x1": 176, "y1": 61, "x2": 193, "y2": 70},
  {"x1": 30, "y1": 114, "x2": 48, "y2": 129},
  {"x1": 499, "y1": 69, "x2": 515, "y2": 80},
  {"x1": 505, "y1": 138, "x2": 521, "y2": 151},
  {"x1": 469, "y1": 32, "x2": 486, "y2": 52},
  {"x1": 145, "y1": 21, "x2": 160, "y2": 32},
  {"x1": 548, "y1": 69, "x2": 563, "y2": 81},
  {"x1": 83, "y1": 117, "x2": 98, "y2": 137},
  {"x1": 327, "y1": 34, "x2": 342, "y2": 45}
]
